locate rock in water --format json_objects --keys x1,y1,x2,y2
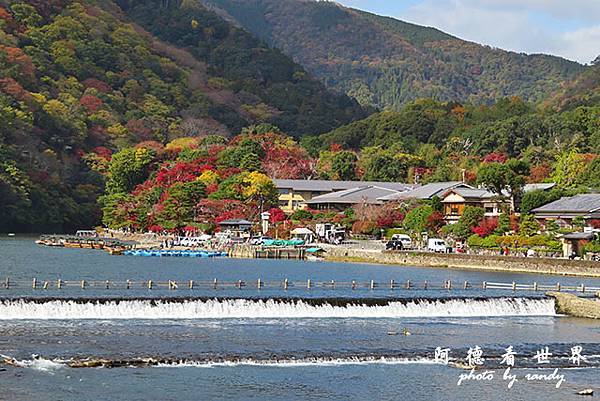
[{"x1": 577, "y1": 389, "x2": 594, "y2": 396}]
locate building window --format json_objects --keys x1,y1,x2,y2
[
  {"x1": 485, "y1": 207, "x2": 495, "y2": 214},
  {"x1": 278, "y1": 188, "x2": 290, "y2": 195}
]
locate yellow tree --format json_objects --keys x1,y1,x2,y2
[{"x1": 242, "y1": 171, "x2": 278, "y2": 206}]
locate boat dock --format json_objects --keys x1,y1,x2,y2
[
  {"x1": 254, "y1": 248, "x2": 306, "y2": 260},
  {"x1": 36, "y1": 235, "x2": 138, "y2": 254}
]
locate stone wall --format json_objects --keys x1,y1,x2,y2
[
  {"x1": 547, "y1": 292, "x2": 600, "y2": 318},
  {"x1": 323, "y1": 247, "x2": 600, "y2": 278}
]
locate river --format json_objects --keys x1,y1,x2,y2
[{"x1": 1, "y1": 237, "x2": 599, "y2": 400}]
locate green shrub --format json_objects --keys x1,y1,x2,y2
[
  {"x1": 385, "y1": 228, "x2": 408, "y2": 238},
  {"x1": 290, "y1": 209, "x2": 314, "y2": 221},
  {"x1": 584, "y1": 242, "x2": 600, "y2": 254}
]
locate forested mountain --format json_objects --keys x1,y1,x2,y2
[
  {"x1": 320, "y1": 97, "x2": 600, "y2": 156},
  {"x1": 0, "y1": 0, "x2": 364, "y2": 231},
  {"x1": 547, "y1": 62, "x2": 600, "y2": 111},
  {"x1": 202, "y1": 0, "x2": 585, "y2": 110},
  {"x1": 1, "y1": 0, "x2": 598, "y2": 234}
]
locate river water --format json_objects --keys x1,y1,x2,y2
[{"x1": 1, "y1": 237, "x2": 599, "y2": 400}]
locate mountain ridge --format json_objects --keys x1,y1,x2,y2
[{"x1": 202, "y1": 0, "x2": 585, "y2": 110}]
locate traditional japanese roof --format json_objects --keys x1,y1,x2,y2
[
  {"x1": 218, "y1": 219, "x2": 253, "y2": 226},
  {"x1": 273, "y1": 179, "x2": 415, "y2": 193},
  {"x1": 379, "y1": 182, "x2": 472, "y2": 201},
  {"x1": 562, "y1": 232, "x2": 597, "y2": 241},
  {"x1": 524, "y1": 183, "x2": 557, "y2": 192},
  {"x1": 532, "y1": 194, "x2": 600, "y2": 214},
  {"x1": 291, "y1": 227, "x2": 315, "y2": 235},
  {"x1": 305, "y1": 186, "x2": 401, "y2": 206},
  {"x1": 441, "y1": 188, "x2": 499, "y2": 202}
]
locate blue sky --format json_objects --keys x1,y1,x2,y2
[{"x1": 337, "y1": 0, "x2": 600, "y2": 64}]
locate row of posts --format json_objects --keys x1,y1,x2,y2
[{"x1": 2, "y1": 278, "x2": 584, "y2": 292}]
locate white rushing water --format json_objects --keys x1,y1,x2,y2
[
  {"x1": 0, "y1": 355, "x2": 65, "y2": 372},
  {"x1": 0, "y1": 298, "x2": 556, "y2": 320},
  {"x1": 157, "y1": 356, "x2": 440, "y2": 368}
]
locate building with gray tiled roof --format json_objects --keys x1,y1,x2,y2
[
  {"x1": 273, "y1": 179, "x2": 415, "y2": 212},
  {"x1": 440, "y1": 187, "x2": 509, "y2": 223},
  {"x1": 378, "y1": 181, "x2": 472, "y2": 202},
  {"x1": 532, "y1": 194, "x2": 600, "y2": 228},
  {"x1": 305, "y1": 186, "x2": 403, "y2": 210}
]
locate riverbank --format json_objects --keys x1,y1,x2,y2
[{"x1": 322, "y1": 246, "x2": 600, "y2": 278}]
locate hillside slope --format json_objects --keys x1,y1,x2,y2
[
  {"x1": 0, "y1": 0, "x2": 364, "y2": 231},
  {"x1": 203, "y1": 0, "x2": 585, "y2": 110},
  {"x1": 546, "y1": 62, "x2": 600, "y2": 111}
]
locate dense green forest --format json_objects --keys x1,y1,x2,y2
[
  {"x1": 1, "y1": 0, "x2": 599, "y2": 234},
  {"x1": 0, "y1": 0, "x2": 363, "y2": 232},
  {"x1": 203, "y1": 0, "x2": 586, "y2": 110}
]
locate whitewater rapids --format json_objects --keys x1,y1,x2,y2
[{"x1": 0, "y1": 297, "x2": 556, "y2": 320}]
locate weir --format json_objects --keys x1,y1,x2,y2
[
  {"x1": 0, "y1": 297, "x2": 556, "y2": 320},
  {"x1": 1, "y1": 278, "x2": 599, "y2": 293}
]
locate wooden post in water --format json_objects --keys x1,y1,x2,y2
[
  {"x1": 424, "y1": 281, "x2": 428, "y2": 290},
  {"x1": 533, "y1": 282, "x2": 538, "y2": 291},
  {"x1": 284, "y1": 279, "x2": 288, "y2": 290},
  {"x1": 406, "y1": 280, "x2": 411, "y2": 290},
  {"x1": 5, "y1": 277, "x2": 9, "y2": 289},
  {"x1": 43, "y1": 281, "x2": 49, "y2": 289},
  {"x1": 352, "y1": 280, "x2": 356, "y2": 290},
  {"x1": 237, "y1": 280, "x2": 243, "y2": 289},
  {"x1": 463, "y1": 281, "x2": 469, "y2": 290},
  {"x1": 57, "y1": 279, "x2": 62, "y2": 289},
  {"x1": 390, "y1": 280, "x2": 395, "y2": 290},
  {"x1": 556, "y1": 282, "x2": 561, "y2": 291},
  {"x1": 81, "y1": 280, "x2": 86, "y2": 289},
  {"x1": 148, "y1": 280, "x2": 153, "y2": 290},
  {"x1": 257, "y1": 278, "x2": 262, "y2": 289},
  {"x1": 126, "y1": 280, "x2": 131, "y2": 290},
  {"x1": 307, "y1": 279, "x2": 311, "y2": 289},
  {"x1": 213, "y1": 278, "x2": 218, "y2": 289},
  {"x1": 189, "y1": 280, "x2": 194, "y2": 290},
  {"x1": 512, "y1": 282, "x2": 516, "y2": 291},
  {"x1": 106, "y1": 280, "x2": 110, "y2": 290},
  {"x1": 331, "y1": 280, "x2": 335, "y2": 289},
  {"x1": 483, "y1": 281, "x2": 487, "y2": 290},
  {"x1": 370, "y1": 280, "x2": 375, "y2": 290},
  {"x1": 32, "y1": 278, "x2": 37, "y2": 289}
]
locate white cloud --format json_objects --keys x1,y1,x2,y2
[
  {"x1": 558, "y1": 25, "x2": 600, "y2": 63},
  {"x1": 459, "y1": 0, "x2": 600, "y2": 23},
  {"x1": 396, "y1": 0, "x2": 600, "y2": 64},
  {"x1": 339, "y1": 0, "x2": 600, "y2": 64}
]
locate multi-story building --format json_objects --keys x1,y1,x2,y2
[{"x1": 273, "y1": 179, "x2": 415, "y2": 213}]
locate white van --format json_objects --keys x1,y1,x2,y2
[
  {"x1": 391, "y1": 234, "x2": 413, "y2": 249},
  {"x1": 427, "y1": 238, "x2": 448, "y2": 253}
]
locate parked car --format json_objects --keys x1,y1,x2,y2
[
  {"x1": 390, "y1": 234, "x2": 413, "y2": 249},
  {"x1": 249, "y1": 236, "x2": 272, "y2": 245},
  {"x1": 386, "y1": 239, "x2": 404, "y2": 251},
  {"x1": 427, "y1": 238, "x2": 448, "y2": 253}
]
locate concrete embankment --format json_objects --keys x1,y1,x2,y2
[
  {"x1": 546, "y1": 292, "x2": 600, "y2": 319},
  {"x1": 322, "y1": 247, "x2": 600, "y2": 278}
]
